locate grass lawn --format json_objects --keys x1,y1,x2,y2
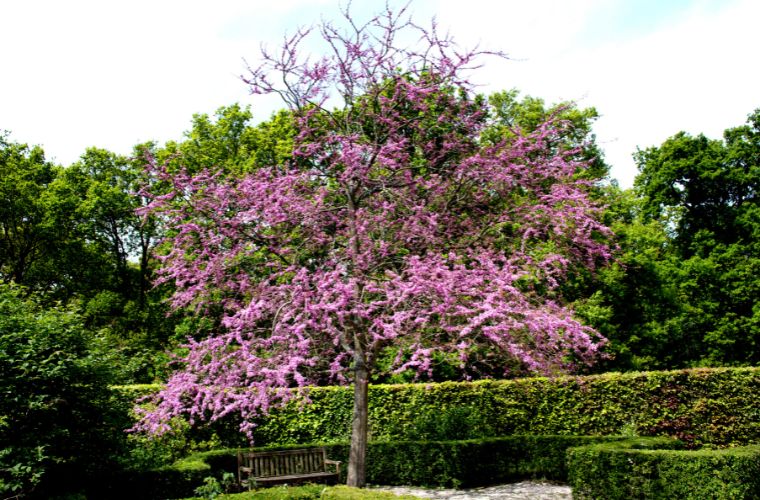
[{"x1": 186, "y1": 484, "x2": 421, "y2": 499}]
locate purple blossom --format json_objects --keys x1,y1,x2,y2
[{"x1": 132, "y1": 5, "x2": 613, "y2": 459}]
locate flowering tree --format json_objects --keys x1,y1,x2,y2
[{"x1": 135, "y1": 5, "x2": 612, "y2": 487}]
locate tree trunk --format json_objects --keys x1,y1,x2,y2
[{"x1": 347, "y1": 355, "x2": 369, "y2": 487}]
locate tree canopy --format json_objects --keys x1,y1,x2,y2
[
  {"x1": 578, "y1": 109, "x2": 760, "y2": 370},
  {"x1": 134, "y1": 5, "x2": 613, "y2": 486}
]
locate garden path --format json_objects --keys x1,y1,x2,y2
[{"x1": 372, "y1": 480, "x2": 572, "y2": 499}]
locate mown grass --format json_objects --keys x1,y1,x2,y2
[{"x1": 186, "y1": 483, "x2": 421, "y2": 499}]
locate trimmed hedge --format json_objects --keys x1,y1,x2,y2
[
  {"x1": 102, "y1": 435, "x2": 638, "y2": 498},
  {"x1": 568, "y1": 440, "x2": 760, "y2": 499},
  {"x1": 360, "y1": 435, "x2": 635, "y2": 487},
  {"x1": 116, "y1": 367, "x2": 760, "y2": 448}
]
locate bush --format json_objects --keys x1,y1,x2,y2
[
  {"x1": 0, "y1": 284, "x2": 123, "y2": 498},
  {"x1": 252, "y1": 367, "x2": 760, "y2": 447},
  {"x1": 568, "y1": 439, "x2": 760, "y2": 499}
]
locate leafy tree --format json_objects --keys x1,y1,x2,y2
[
  {"x1": 484, "y1": 89, "x2": 609, "y2": 182},
  {"x1": 0, "y1": 133, "x2": 60, "y2": 288},
  {"x1": 0, "y1": 135, "x2": 132, "y2": 301},
  {"x1": 0, "y1": 284, "x2": 120, "y2": 498},
  {"x1": 61, "y1": 147, "x2": 166, "y2": 306},
  {"x1": 573, "y1": 187, "x2": 691, "y2": 370},
  {"x1": 583, "y1": 109, "x2": 760, "y2": 370},
  {"x1": 161, "y1": 104, "x2": 296, "y2": 176},
  {"x1": 636, "y1": 110, "x2": 760, "y2": 365},
  {"x1": 0, "y1": 133, "x2": 175, "y2": 382},
  {"x1": 134, "y1": 6, "x2": 612, "y2": 487}
]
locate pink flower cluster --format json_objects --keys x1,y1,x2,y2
[{"x1": 133, "y1": 6, "x2": 612, "y2": 440}]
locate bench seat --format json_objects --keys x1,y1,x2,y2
[{"x1": 238, "y1": 447, "x2": 341, "y2": 489}]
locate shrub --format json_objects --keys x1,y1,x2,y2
[
  {"x1": 0, "y1": 284, "x2": 122, "y2": 498},
  {"x1": 567, "y1": 439, "x2": 760, "y2": 499},
  {"x1": 361, "y1": 435, "x2": 651, "y2": 488}
]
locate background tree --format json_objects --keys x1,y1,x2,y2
[
  {"x1": 0, "y1": 132, "x2": 176, "y2": 382},
  {"x1": 0, "y1": 134, "x2": 61, "y2": 289},
  {"x1": 573, "y1": 187, "x2": 690, "y2": 370},
  {"x1": 577, "y1": 108, "x2": 760, "y2": 370},
  {"x1": 160, "y1": 104, "x2": 296, "y2": 176},
  {"x1": 135, "y1": 6, "x2": 612, "y2": 487},
  {"x1": 483, "y1": 89, "x2": 610, "y2": 182},
  {"x1": 636, "y1": 110, "x2": 759, "y2": 365},
  {"x1": 61, "y1": 146, "x2": 174, "y2": 382}
]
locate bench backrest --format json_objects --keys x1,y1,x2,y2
[{"x1": 241, "y1": 447, "x2": 329, "y2": 478}]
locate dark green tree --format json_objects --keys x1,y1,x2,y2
[
  {"x1": 60, "y1": 147, "x2": 174, "y2": 382},
  {"x1": 574, "y1": 186, "x2": 693, "y2": 370},
  {"x1": 0, "y1": 134, "x2": 118, "y2": 301},
  {"x1": 583, "y1": 109, "x2": 760, "y2": 369},
  {"x1": 0, "y1": 134, "x2": 59, "y2": 288}
]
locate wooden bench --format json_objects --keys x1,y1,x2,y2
[{"x1": 237, "y1": 447, "x2": 341, "y2": 488}]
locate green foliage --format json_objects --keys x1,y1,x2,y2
[
  {"x1": 243, "y1": 368, "x2": 760, "y2": 448},
  {"x1": 483, "y1": 89, "x2": 609, "y2": 181},
  {"x1": 568, "y1": 439, "x2": 760, "y2": 499},
  {"x1": 194, "y1": 472, "x2": 236, "y2": 499},
  {"x1": 359, "y1": 435, "x2": 630, "y2": 488},
  {"x1": 403, "y1": 405, "x2": 496, "y2": 441},
  {"x1": 563, "y1": 108, "x2": 760, "y2": 372},
  {"x1": 0, "y1": 132, "x2": 175, "y2": 384},
  {"x1": 161, "y1": 104, "x2": 296, "y2": 177},
  {"x1": 0, "y1": 284, "x2": 121, "y2": 498},
  {"x1": 319, "y1": 485, "x2": 421, "y2": 500},
  {"x1": 217, "y1": 484, "x2": 327, "y2": 499},
  {"x1": 108, "y1": 368, "x2": 760, "y2": 495},
  {"x1": 203, "y1": 484, "x2": 421, "y2": 499},
  {"x1": 117, "y1": 366, "x2": 760, "y2": 456},
  {"x1": 124, "y1": 436, "x2": 625, "y2": 497},
  {"x1": 598, "y1": 108, "x2": 760, "y2": 369},
  {"x1": 62, "y1": 147, "x2": 176, "y2": 383},
  {"x1": 574, "y1": 186, "x2": 691, "y2": 370},
  {"x1": 108, "y1": 385, "x2": 231, "y2": 472},
  {"x1": 0, "y1": 133, "x2": 68, "y2": 290}
]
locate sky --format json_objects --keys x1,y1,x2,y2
[{"x1": 1, "y1": 0, "x2": 758, "y2": 188}]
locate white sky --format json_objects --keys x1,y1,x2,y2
[{"x1": 1, "y1": 0, "x2": 758, "y2": 188}]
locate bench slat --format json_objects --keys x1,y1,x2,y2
[{"x1": 238, "y1": 447, "x2": 341, "y2": 489}]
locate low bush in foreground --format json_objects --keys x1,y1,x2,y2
[{"x1": 568, "y1": 440, "x2": 760, "y2": 499}]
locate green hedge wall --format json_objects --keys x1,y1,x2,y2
[
  {"x1": 115, "y1": 367, "x2": 760, "y2": 448},
  {"x1": 568, "y1": 440, "x2": 760, "y2": 499}
]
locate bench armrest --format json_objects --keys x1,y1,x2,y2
[{"x1": 324, "y1": 459, "x2": 342, "y2": 480}]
